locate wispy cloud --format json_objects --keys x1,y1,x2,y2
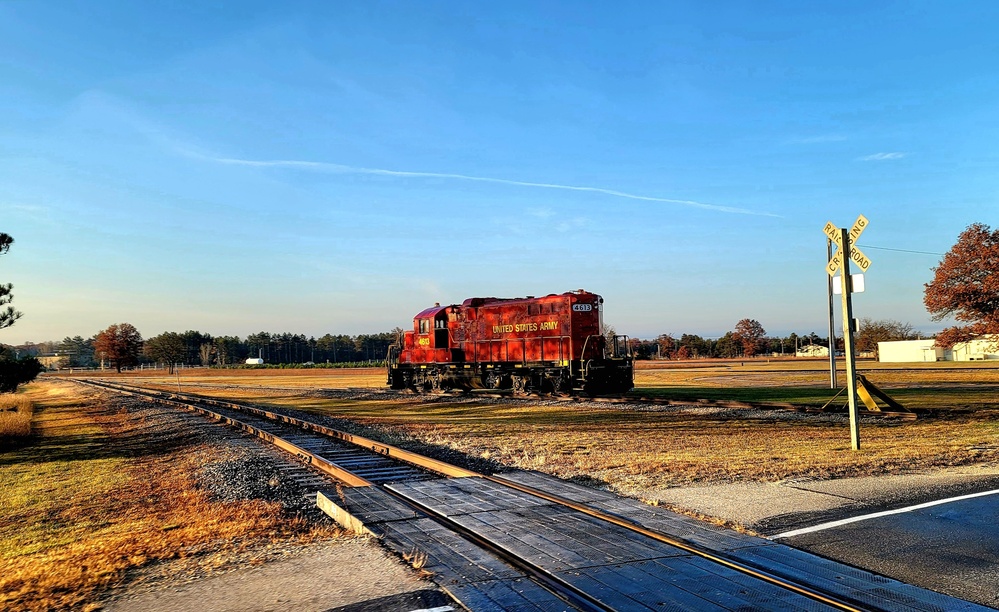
[
  {"x1": 188, "y1": 152, "x2": 781, "y2": 218},
  {"x1": 859, "y1": 152, "x2": 907, "y2": 161}
]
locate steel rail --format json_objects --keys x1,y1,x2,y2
[
  {"x1": 76, "y1": 379, "x2": 373, "y2": 487},
  {"x1": 82, "y1": 378, "x2": 873, "y2": 611},
  {"x1": 486, "y1": 473, "x2": 870, "y2": 612},
  {"x1": 374, "y1": 485, "x2": 611, "y2": 612},
  {"x1": 77, "y1": 379, "x2": 603, "y2": 611}
]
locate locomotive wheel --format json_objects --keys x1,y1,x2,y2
[
  {"x1": 511, "y1": 375, "x2": 533, "y2": 396},
  {"x1": 393, "y1": 372, "x2": 416, "y2": 391},
  {"x1": 549, "y1": 373, "x2": 569, "y2": 396},
  {"x1": 485, "y1": 371, "x2": 504, "y2": 390}
]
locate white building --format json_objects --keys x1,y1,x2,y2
[
  {"x1": 796, "y1": 344, "x2": 829, "y2": 357},
  {"x1": 877, "y1": 339, "x2": 943, "y2": 363},
  {"x1": 951, "y1": 336, "x2": 999, "y2": 361},
  {"x1": 878, "y1": 336, "x2": 998, "y2": 362}
]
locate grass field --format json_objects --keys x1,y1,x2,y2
[
  {"x1": 632, "y1": 358, "x2": 999, "y2": 411},
  {"x1": 8, "y1": 361, "x2": 997, "y2": 606},
  {"x1": 0, "y1": 393, "x2": 33, "y2": 443},
  {"x1": 0, "y1": 381, "x2": 339, "y2": 611},
  {"x1": 66, "y1": 359, "x2": 999, "y2": 493}
]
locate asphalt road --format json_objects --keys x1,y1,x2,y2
[
  {"x1": 776, "y1": 490, "x2": 999, "y2": 609},
  {"x1": 654, "y1": 466, "x2": 999, "y2": 609}
]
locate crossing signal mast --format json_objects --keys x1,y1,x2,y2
[{"x1": 824, "y1": 214, "x2": 871, "y2": 451}]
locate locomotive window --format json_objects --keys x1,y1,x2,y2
[{"x1": 419, "y1": 319, "x2": 430, "y2": 334}]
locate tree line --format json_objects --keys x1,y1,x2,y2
[
  {"x1": 16, "y1": 328, "x2": 402, "y2": 373},
  {"x1": 5, "y1": 222, "x2": 998, "y2": 378},
  {"x1": 21, "y1": 314, "x2": 924, "y2": 374},
  {"x1": 622, "y1": 317, "x2": 921, "y2": 361}
]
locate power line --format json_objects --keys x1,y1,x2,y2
[{"x1": 855, "y1": 244, "x2": 944, "y2": 256}]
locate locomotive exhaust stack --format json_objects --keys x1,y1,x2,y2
[{"x1": 387, "y1": 290, "x2": 634, "y2": 396}]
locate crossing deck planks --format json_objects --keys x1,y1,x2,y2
[
  {"x1": 377, "y1": 517, "x2": 579, "y2": 611},
  {"x1": 445, "y1": 577, "x2": 573, "y2": 612},
  {"x1": 496, "y1": 470, "x2": 762, "y2": 551},
  {"x1": 317, "y1": 486, "x2": 575, "y2": 610},
  {"x1": 388, "y1": 478, "x2": 847, "y2": 610},
  {"x1": 319, "y1": 471, "x2": 993, "y2": 611}
]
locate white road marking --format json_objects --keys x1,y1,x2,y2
[{"x1": 770, "y1": 488, "x2": 999, "y2": 539}]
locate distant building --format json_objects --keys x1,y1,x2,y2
[
  {"x1": 796, "y1": 344, "x2": 829, "y2": 357},
  {"x1": 245, "y1": 357, "x2": 264, "y2": 365},
  {"x1": 951, "y1": 336, "x2": 999, "y2": 361},
  {"x1": 878, "y1": 339, "x2": 942, "y2": 362},
  {"x1": 38, "y1": 355, "x2": 67, "y2": 370},
  {"x1": 878, "y1": 336, "x2": 998, "y2": 362}
]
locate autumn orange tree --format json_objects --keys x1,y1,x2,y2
[
  {"x1": 94, "y1": 323, "x2": 144, "y2": 372},
  {"x1": 924, "y1": 223, "x2": 999, "y2": 348},
  {"x1": 733, "y1": 318, "x2": 766, "y2": 357}
]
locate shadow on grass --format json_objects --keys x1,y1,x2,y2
[
  {"x1": 0, "y1": 435, "x2": 36, "y2": 454},
  {"x1": 635, "y1": 384, "x2": 999, "y2": 413},
  {"x1": 0, "y1": 400, "x2": 206, "y2": 468},
  {"x1": 633, "y1": 386, "x2": 843, "y2": 407}
]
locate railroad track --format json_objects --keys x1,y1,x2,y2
[
  {"x1": 132, "y1": 378, "x2": 917, "y2": 420},
  {"x1": 76, "y1": 378, "x2": 979, "y2": 612}
]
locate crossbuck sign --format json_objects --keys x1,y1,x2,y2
[
  {"x1": 824, "y1": 215, "x2": 871, "y2": 276},
  {"x1": 822, "y1": 214, "x2": 872, "y2": 450}
]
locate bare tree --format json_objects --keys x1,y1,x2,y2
[
  {"x1": 855, "y1": 318, "x2": 916, "y2": 357},
  {"x1": 199, "y1": 343, "x2": 213, "y2": 366}
]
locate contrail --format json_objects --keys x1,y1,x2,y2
[{"x1": 201, "y1": 154, "x2": 780, "y2": 217}]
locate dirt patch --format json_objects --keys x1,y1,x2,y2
[{"x1": 102, "y1": 537, "x2": 433, "y2": 612}]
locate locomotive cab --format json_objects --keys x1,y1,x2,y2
[{"x1": 410, "y1": 304, "x2": 455, "y2": 362}]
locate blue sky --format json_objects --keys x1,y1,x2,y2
[{"x1": 2, "y1": 1, "x2": 997, "y2": 345}]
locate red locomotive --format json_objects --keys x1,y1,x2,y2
[{"x1": 387, "y1": 290, "x2": 633, "y2": 395}]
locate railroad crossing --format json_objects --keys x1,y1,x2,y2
[
  {"x1": 80, "y1": 379, "x2": 995, "y2": 611},
  {"x1": 824, "y1": 214, "x2": 871, "y2": 450}
]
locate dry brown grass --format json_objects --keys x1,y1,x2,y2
[
  {"x1": 57, "y1": 364, "x2": 999, "y2": 491},
  {"x1": 145, "y1": 364, "x2": 997, "y2": 491},
  {"x1": 53, "y1": 367, "x2": 385, "y2": 389},
  {"x1": 0, "y1": 394, "x2": 32, "y2": 441},
  {"x1": 374, "y1": 403, "x2": 999, "y2": 490},
  {"x1": 0, "y1": 381, "x2": 340, "y2": 612}
]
